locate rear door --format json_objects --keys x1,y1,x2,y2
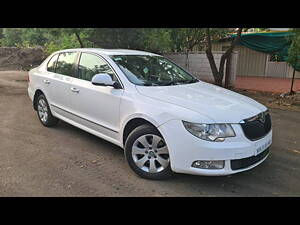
[
  {"x1": 37, "y1": 53, "x2": 59, "y2": 104},
  {"x1": 46, "y1": 51, "x2": 78, "y2": 118}
]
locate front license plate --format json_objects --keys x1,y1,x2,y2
[{"x1": 256, "y1": 139, "x2": 272, "y2": 155}]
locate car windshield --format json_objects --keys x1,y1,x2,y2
[{"x1": 110, "y1": 55, "x2": 198, "y2": 86}]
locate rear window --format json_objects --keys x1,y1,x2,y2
[
  {"x1": 55, "y1": 52, "x2": 77, "y2": 76},
  {"x1": 47, "y1": 54, "x2": 59, "y2": 72}
]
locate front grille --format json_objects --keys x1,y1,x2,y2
[
  {"x1": 240, "y1": 111, "x2": 271, "y2": 141},
  {"x1": 231, "y1": 147, "x2": 270, "y2": 171}
]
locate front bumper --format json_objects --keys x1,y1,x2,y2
[{"x1": 158, "y1": 120, "x2": 272, "y2": 176}]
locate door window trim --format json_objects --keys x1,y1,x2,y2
[
  {"x1": 76, "y1": 51, "x2": 124, "y2": 89},
  {"x1": 54, "y1": 51, "x2": 80, "y2": 77},
  {"x1": 46, "y1": 53, "x2": 59, "y2": 72}
]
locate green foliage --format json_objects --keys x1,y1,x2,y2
[
  {"x1": 44, "y1": 33, "x2": 83, "y2": 55},
  {"x1": 81, "y1": 28, "x2": 173, "y2": 53},
  {"x1": 287, "y1": 28, "x2": 300, "y2": 68},
  {"x1": 169, "y1": 28, "x2": 206, "y2": 52},
  {"x1": 209, "y1": 28, "x2": 234, "y2": 40},
  {"x1": 168, "y1": 28, "x2": 232, "y2": 52},
  {"x1": 84, "y1": 28, "x2": 140, "y2": 49},
  {"x1": 1, "y1": 28, "x2": 52, "y2": 47},
  {"x1": 15, "y1": 40, "x2": 32, "y2": 48},
  {"x1": 0, "y1": 28, "x2": 94, "y2": 55},
  {"x1": 136, "y1": 28, "x2": 172, "y2": 53},
  {"x1": 0, "y1": 28, "x2": 240, "y2": 56},
  {"x1": 21, "y1": 28, "x2": 49, "y2": 46},
  {"x1": 1, "y1": 28, "x2": 24, "y2": 46}
]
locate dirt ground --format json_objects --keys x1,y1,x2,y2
[
  {"x1": 0, "y1": 47, "x2": 45, "y2": 71},
  {"x1": 0, "y1": 71, "x2": 300, "y2": 197}
]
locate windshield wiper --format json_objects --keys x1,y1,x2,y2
[
  {"x1": 161, "y1": 79, "x2": 198, "y2": 86},
  {"x1": 183, "y1": 78, "x2": 199, "y2": 84},
  {"x1": 160, "y1": 80, "x2": 179, "y2": 86},
  {"x1": 143, "y1": 82, "x2": 154, "y2": 86},
  {"x1": 143, "y1": 78, "x2": 198, "y2": 86},
  {"x1": 143, "y1": 81, "x2": 178, "y2": 86},
  {"x1": 143, "y1": 81, "x2": 163, "y2": 86}
]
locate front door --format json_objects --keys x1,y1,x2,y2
[{"x1": 68, "y1": 52, "x2": 124, "y2": 142}]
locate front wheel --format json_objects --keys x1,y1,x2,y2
[{"x1": 125, "y1": 124, "x2": 173, "y2": 180}]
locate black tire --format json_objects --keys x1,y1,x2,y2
[
  {"x1": 124, "y1": 124, "x2": 173, "y2": 180},
  {"x1": 36, "y1": 94, "x2": 59, "y2": 127}
]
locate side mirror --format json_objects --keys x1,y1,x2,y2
[{"x1": 91, "y1": 73, "x2": 121, "y2": 89}]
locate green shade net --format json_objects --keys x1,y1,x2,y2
[{"x1": 231, "y1": 32, "x2": 300, "y2": 72}]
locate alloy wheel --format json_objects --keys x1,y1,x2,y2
[
  {"x1": 131, "y1": 134, "x2": 170, "y2": 173},
  {"x1": 37, "y1": 99, "x2": 48, "y2": 123}
]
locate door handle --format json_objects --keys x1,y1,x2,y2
[
  {"x1": 43, "y1": 79, "x2": 50, "y2": 84},
  {"x1": 70, "y1": 87, "x2": 80, "y2": 93}
]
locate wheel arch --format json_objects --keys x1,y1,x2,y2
[
  {"x1": 122, "y1": 117, "x2": 161, "y2": 146},
  {"x1": 33, "y1": 89, "x2": 45, "y2": 111}
]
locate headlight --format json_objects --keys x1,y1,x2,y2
[{"x1": 182, "y1": 121, "x2": 235, "y2": 142}]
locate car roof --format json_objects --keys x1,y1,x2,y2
[{"x1": 57, "y1": 48, "x2": 161, "y2": 56}]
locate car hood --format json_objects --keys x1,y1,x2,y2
[{"x1": 136, "y1": 81, "x2": 267, "y2": 123}]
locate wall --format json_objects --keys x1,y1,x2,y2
[
  {"x1": 0, "y1": 47, "x2": 46, "y2": 71},
  {"x1": 213, "y1": 42, "x2": 300, "y2": 78},
  {"x1": 215, "y1": 43, "x2": 268, "y2": 77},
  {"x1": 214, "y1": 42, "x2": 270, "y2": 77},
  {"x1": 287, "y1": 65, "x2": 300, "y2": 79},
  {"x1": 213, "y1": 42, "x2": 269, "y2": 77},
  {"x1": 164, "y1": 51, "x2": 238, "y2": 87},
  {"x1": 235, "y1": 45, "x2": 268, "y2": 77}
]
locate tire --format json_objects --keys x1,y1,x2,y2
[
  {"x1": 125, "y1": 124, "x2": 173, "y2": 180},
  {"x1": 36, "y1": 94, "x2": 59, "y2": 127}
]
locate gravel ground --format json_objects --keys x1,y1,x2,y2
[{"x1": 0, "y1": 71, "x2": 300, "y2": 197}]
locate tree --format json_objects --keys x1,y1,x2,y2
[
  {"x1": 205, "y1": 28, "x2": 243, "y2": 87},
  {"x1": 135, "y1": 28, "x2": 172, "y2": 53},
  {"x1": 169, "y1": 28, "x2": 206, "y2": 52},
  {"x1": 287, "y1": 28, "x2": 300, "y2": 94},
  {"x1": 1, "y1": 28, "x2": 24, "y2": 46},
  {"x1": 168, "y1": 28, "x2": 207, "y2": 69},
  {"x1": 51, "y1": 28, "x2": 87, "y2": 48},
  {"x1": 83, "y1": 28, "x2": 173, "y2": 53},
  {"x1": 84, "y1": 28, "x2": 139, "y2": 49},
  {"x1": 1, "y1": 28, "x2": 54, "y2": 47},
  {"x1": 46, "y1": 28, "x2": 91, "y2": 48}
]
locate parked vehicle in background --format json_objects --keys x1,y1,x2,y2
[{"x1": 28, "y1": 48, "x2": 272, "y2": 179}]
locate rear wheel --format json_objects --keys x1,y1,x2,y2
[
  {"x1": 125, "y1": 124, "x2": 173, "y2": 180},
  {"x1": 36, "y1": 94, "x2": 59, "y2": 127}
]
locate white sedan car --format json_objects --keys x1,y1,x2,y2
[{"x1": 28, "y1": 48, "x2": 272, "y2": 179}]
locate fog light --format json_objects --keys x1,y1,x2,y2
[{"x1": 192, "y1": 160, "x2": 225, "y2": 169}]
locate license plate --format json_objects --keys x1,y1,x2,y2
[{"x1": 256, "y1": 139, "x2": 272, "y2": 155}]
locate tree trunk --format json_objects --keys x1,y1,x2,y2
[
  {"x1": 205, "y1": 28, "x2": 221, "y2": 85},
  {"x1": 224, "y1": 53, "x2": 232, "y2": 88},
  {"x1": 205, "y1": 28, "x2": 243, "y2": 87},
  {"x1": 185, "y1": 49, "x2": 189, "y2": 70},
  {"x1": 290, "y1": 67, "x2": 296, "y2": 95},
  {"x1": 205, "y1": 49, "x2": 220, "y2": 79},
  {"x1": 214, "y1": 73, "x2": 223, "y2": 86},
  {"x1": 75, "y1": 32, "x2": 84, "y2": 48}
]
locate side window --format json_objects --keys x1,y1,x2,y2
[
  {"x1": 78, "y1": 53, "x2": 117, "y2": 81},
  {"x1": 47, "y1": 54, "x2": 59, "y2": 72},
  {"x1": 55, "y1": 52, "x2": 77, "y2": 76}
]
